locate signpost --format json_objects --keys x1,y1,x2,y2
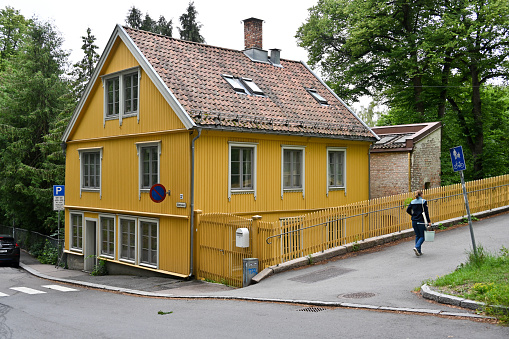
[
  {"x1": 53, "y1": 185, "x2": 65, "y2": 267},
  {"x1": 449, "y1": 146, "x2": 477, "y2": 256}
]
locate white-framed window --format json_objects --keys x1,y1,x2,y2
[
  {"x1": 136, "y1": 141, "x2": 161, "y2": 197},
  {"x1": 99, "y1": 215, "x2": 115, "y2": 258},
  {"x1": 281, "y1": 145, "x2": 306, "y2": 198},
  {"x1": 78, "y1": 147, "x2": 103, "y2": 198},
  {"x1": 70, "y1": 212, "x2": 83, "y2": 252},
  {"x1": 119, "y1": 217, "x2": 137, "y2": 263},
  {"x1": 228, "y1": 142, "x2": 257, "y2": 201},
  {"x1": 102, "y1": 67, "x2": 140, "y2": 125},
  {"x1": 139, "y1": 218, "x2": 159, "y2": 268},
  {"x1": 327, "y1": 148, "x2": 346, "y2": 196}
]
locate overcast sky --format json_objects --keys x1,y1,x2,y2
[
  {"x1": 8, "y1": 0, "x2": 318, "y2": 65},
  {"x1": 5, "y1": 0, "x2": 371, "y2": 110}
]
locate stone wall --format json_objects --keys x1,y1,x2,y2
[{"x1": 411, "y1": 128, "x2": 441, "y2": 191}]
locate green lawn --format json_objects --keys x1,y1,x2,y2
[{"x1": 430, "y1": 246, "x2": 509, "y2": 323}]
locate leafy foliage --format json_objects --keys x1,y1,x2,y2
[
  {"x1": 178, "y1": 1, "x2": 205, "y2": 43},
  {"x1": 297, "y1": 0, "x2": 509, "y2": 182},
  {"x1": 0, "y1": 17, "x2": 70, "y2": 231},
  {"x1": 125, "y1": 6, "x2": 173, "y2": 37},
  {"x1": 71, "y1": 28, "x2": 99, "y2": 99}
]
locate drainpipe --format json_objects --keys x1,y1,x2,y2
[
  {"x1": 408, "y1": 152, "x2": 412, "y2": 192},
  {"x1": 189, "y1": 128, "x2": 202, "y2": 278}
]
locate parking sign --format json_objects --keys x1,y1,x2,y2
[{"x1": 53, "y1": 185, "x2": 65, "y2": 211}]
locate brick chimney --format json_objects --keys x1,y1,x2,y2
[{"x1": 243, "y1": 18, "x2": 263, "y2": 49}]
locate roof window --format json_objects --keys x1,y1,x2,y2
[
  {"x1": 241, "y1": 78, "x2": 264, "y2": 96},
  {"x1": 306, "y1": 88, "x2": 328, "y2": 105},
  {"x1": 222, "y1": 75, "x2": 264, "y2": 96},
  {"x1": 223, "y1": 75, "x2": 248, "y2": 94}
]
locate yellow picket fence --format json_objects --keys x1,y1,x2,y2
[{"x1": 195, "y1": 174, "x2": 509, "y2": 287}]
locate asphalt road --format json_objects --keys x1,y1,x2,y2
[{"x1": 1, "y1": 266, "x2": 508, "y2": 339}]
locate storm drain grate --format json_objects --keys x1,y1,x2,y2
[
  {"x1": 340, "y1": 292, "x2": 376, "y2": 299},
  {"x1": 297, "y1": 307, "x2": 327, "y2": 313}
]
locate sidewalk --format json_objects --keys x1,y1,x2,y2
[{"x1": 21, "y1": 209, "x2": 509, "y2": 319}]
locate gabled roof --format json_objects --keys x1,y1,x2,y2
[
  {"x1": 63, "y1": 25, "x2": 378, "y2": 142},
  {"x1": 370, "y1": 122, "x2": 442, "y2": 152}
]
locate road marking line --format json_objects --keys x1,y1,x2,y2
[
  {"x1": 10, "y1": 287, "x2": 46, "y2": 295},
  {"x1": 42, "y1": 285, "x2": 78, "y2": 292},
  {"x1": 0, "y1": 292, "x2": 9, "y2": 297}
]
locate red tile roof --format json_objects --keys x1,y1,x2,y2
[{"x1": 124, "y1": 27, "x2": 376, "y2": 141}]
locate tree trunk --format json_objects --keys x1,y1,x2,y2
[{"x1": 469, "y1": 64, "x2": 483, "y2": 179}]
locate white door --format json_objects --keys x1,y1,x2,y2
[{"x1": 84, "y1": 219, "x2": 97, "y2": 272}]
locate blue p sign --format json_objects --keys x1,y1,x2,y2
[{"x1": 53, "y1": 185, "x2": 65, "y2": 197}]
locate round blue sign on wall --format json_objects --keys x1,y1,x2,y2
[{"x1": 149, "y1": 184, "x2": 166, "y2": 203}]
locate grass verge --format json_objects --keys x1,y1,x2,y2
[{"x1": 429, "y1": 245, "x2": 509, "y2": 324}]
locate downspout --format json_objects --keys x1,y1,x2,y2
[
  {"x1": 408, "y1": 152, "x2": 412, "y2": 192},
  {"x1": 189, "y1": 128, "x2": 202, "y2": 278},
  {"x1": 368, "y1": 150, "x2": 371, "y2": 200}
]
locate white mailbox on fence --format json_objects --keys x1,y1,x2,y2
[{"x1": 236, "y1": 228, "x2": 249, "y2": 248}]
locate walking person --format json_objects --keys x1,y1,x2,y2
[{"x1": 406, "y1": 190, "x2": 431, "y2": 256}]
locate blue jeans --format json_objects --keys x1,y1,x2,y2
[{"x1": 412, "y1": 220, "x2": 426, "y2": 253}]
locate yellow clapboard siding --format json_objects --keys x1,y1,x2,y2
[{"x1": 193, "y1": 130, "x2": 371, "y2": 221}]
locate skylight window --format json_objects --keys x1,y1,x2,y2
[
  {"x1": 241, "y1": 78, "x2": 264, "y2": 96},
  {"x1": 375, "y1": 136, "x2": 396, "y2": 144},
  {"x1": 223, "y1": 75, "x2": 247, "y2": 94},
  {"x1": 222, "y1": 75, "x2": 264, "y2": 96},
  {"x1": 306, "y1": 88, "x2": 328, "y2": 105}
]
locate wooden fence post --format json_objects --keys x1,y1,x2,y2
[
  {"x1": 193, "y1": 210, "x2": 202, "y2": 278},
  {"x1": 251, "y1": 215, "x2": 262, "y2": 259}
]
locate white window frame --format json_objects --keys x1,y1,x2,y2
[
  {"x1": 138, "y1": 218, "x2": 159, "y2": 269},
  {"x1": 118, "y1": 216, "x2": 137, "y2": 264},
  {"x1": 99, "y1": 214, "x2": 116, "y2": 259},
  {"x1": 136, "y1": 141, "x2": 161, "y2": 199},
  {"x1": 327, "y1": 147, "x2": 347, "y2": 196},
  {"x1": 228, "y1": 142, "x2": 257, "y2": 201},
  {"x1": 102, "y1": 67, "x2": 141, "y2": 126},
  {"x1": 69, "y1": 211, "x2": 84, "y2": 252},
  {"x1": 281, "y1": 145, "x2": 306, "y2": 199},
  {"x1": 78, "y1": 147, "x2": 103, "y2": 198}
]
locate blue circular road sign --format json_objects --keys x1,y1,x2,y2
[{"x1": 149, "y1": 184, "x2": 166, "y2": 203}]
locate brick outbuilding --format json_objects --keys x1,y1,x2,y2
[{"x1": 370, "y1": 122, "x2": 441, "y2": 199}]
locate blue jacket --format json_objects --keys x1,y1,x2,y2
[{"x1": 406, "y1": 197, "x2": 431, "y2": 224}]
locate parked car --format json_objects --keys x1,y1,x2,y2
[{"x1": 0, "y1": 235, "x2": 20, "y2": 267}]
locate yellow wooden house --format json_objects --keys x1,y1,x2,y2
[{"x1": 61, "y1": 18, "x2": 378, "y2": 277}]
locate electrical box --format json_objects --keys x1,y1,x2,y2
[
  {"x1": 243, "y1": 258, "x2": 258, "y2": 287},
  {"x1": 236, "y1": 228, "x2": 249, "y2": 248}
]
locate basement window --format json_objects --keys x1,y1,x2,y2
[{"x1": 306, "y1": 88, "x2": 328, "y2": 105}]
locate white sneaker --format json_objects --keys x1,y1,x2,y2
[{"x1": 413, "y1": 248, "x2": 420, "y2": 256}]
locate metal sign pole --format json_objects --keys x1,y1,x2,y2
[{"x1": 460, "y1": 170, "x2": 477, "y2": 257}]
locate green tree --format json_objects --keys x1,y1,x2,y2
[
  {"x1": 297, "y1": 0, "x2": 509, "y2": 180},
  {"x1": 125, "y1": 6, "x2": 172, "y2": 37},
  {"x1": 178, "y1": 1, "x2": 204, "y2": 43},
  {"x1": 71, "y1": 27, "x2": 99, "y2": 99},
  {"x1": 0, "y1": 6, "x2": 31, "y2": 70},
  {"x1": 0, "y1": 18, "x2": 70, "y2": 231},
  {"x1": 125, "y1": 6, "x2": 143, "y2": 29}
]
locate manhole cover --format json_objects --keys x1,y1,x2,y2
[
  {"x1": 340, "y1": 292, "x2": 376, "y2": 299},
  {"x1": 297, "y1": 307, "x2": 326, "y2": 312}
]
